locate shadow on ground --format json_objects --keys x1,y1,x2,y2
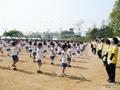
[
  {"x1": 0, "y1": 65, "x2": 34, "y2": 75},
  {"x1": 0, "y1": 65, "x2": 11, "y2": 70},
  {"x1": 47, "y1": 63, "x2": 88, "y2": 69},
  {"x1": 39, "y1": 71, "x2": 91, "y2": 82}
]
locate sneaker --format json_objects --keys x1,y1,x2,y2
[
  {"x1": 67, "y1": 65, "x2": 71, "y2": 67},
  {"x1": 51, "y1": 63, "x2": 54, "y2": 65},
  {"x1": 108, "y1": 80, "x2": 115, "y2": 83},
  {"x1": 13, "y1": 68, "x2": 17, "y2": 70},
  {"x1": 37, "y1": 70, "x2": 43, "y2": 73},
  {"x1": 33, "y1": 60, "x2": 36, "y2": 62}
]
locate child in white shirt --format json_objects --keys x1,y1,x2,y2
[
  {"x1": 57, "y1": 44, "x2": 62, "y2": 61},
  {"x1": 36, "y1": 43, "x2": 44, "y2": 73},
  {"x1": 50, "y1": 42, "x2": 55, "y2": 65},
  {"x1": 11, "y1": 41, "x2": 19, "y2": 70},
  {"x1": 60, "y1": 44, "x2": 68, "y2": 77},
  {"x1": 67, "y1": 44, "x2": 72, "y2": 67},
  {"x1": 32, "y1": 42, "x2": 37, "y2": 62}
]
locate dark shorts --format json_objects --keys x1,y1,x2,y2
[
  {"x1": 55, "y1": 48, "x2": 58, "y2": 51},
  {"x1": 7, "y1": 49, "x2": 11, "y2": 51},
  {"x1": 12, "y1": 55, "x2": 19, "y2": 61},
  {"x1": 29, "y1": 49, "x2": 32, "y2": 53},
  {"x1": 58, "y1": 52, "x2": 61, "y2": 55},
  {"x1": 33, "y1": 52, "x2": 36, "y2": 56},
  {"x1": 77, "y1": 51, "x2": 80, "y2": 53},
  {"x1": 37, "y1": 60, "x2": 41, "y2": 64},
  {"x1": 25, "y1": 46, "x2": 29, "y2": 50},
  {"x1": 67, "y1": 58, "x2": 71, "y2": 61},
  {"x1": 43, "y1": 50, "x2": 47, "y2": 53},
  {"x1": 50, "y1": 56, "x2": 55, "y2": 60},
  {"x1": 61, "y1": 63, "x2": 67, "y2": 68},
  {"x1": 72, "y1": 53, "x2": 75, "y2": 55}
]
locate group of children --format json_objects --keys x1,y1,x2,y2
[
  {"x1": 91, "y1": 37, "x2": 119, "y2": 83},
  {"x1": 1, "y1": 37, "x2": 119, "y2": 80},
  {"x1": 0, "y1": 39, "x2": 87, "y2": 77}
]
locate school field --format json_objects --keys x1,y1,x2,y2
[{"x1": 0, "y1": 45, "x2": 120, "y2": 90}]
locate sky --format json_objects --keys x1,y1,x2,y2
[{"x1": 0, "y1": 0, "x2": 115, "y2": 35}]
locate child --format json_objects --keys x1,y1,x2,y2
[
  {"x1": 36, "y1": 43, "x2": 43, "y2": 73},
  {"x1": 57, "y1": 43, "x2": 62, "y2": 61},
  {"x1": 91, "y1": 40, "x2": 97, "y2": 55},
  {"x1": 28, "y1": 41, "x2": 33, "y2": 58},
  {"x1": 60, "y1": 44, "x2": 68, "y2": 77},
  {"x1": 80, "y1": 42, "x2": 84, "y2": 55},
  {"x1": 32, "y1": 42, "x2": 37, "y2": 62},
  {"x1": 76, "y1": 43, "x2": 80, "y2": 57},
  {"x1": 43, "y1": 41, "x2": 48, "y2": 58},
  {"x1": 6, "y1": 42, "x2": 11, "y2": 56},
  {"x1": 71, "y1": 43, "x2": 77, "y2": 61},
  {"x1": 11, "y1": 41, "x2": 19, "y2": 70},
  {"x1": 67, "y1": 44, "x2": 72, "y2": 67},
  {"x1": 50, "y1": 42, "x2": 55, "y2": 65},
  {"x1": 0, "y1": 41, "x2": 4, "y2": 54}
]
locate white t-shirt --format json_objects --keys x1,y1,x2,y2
[
  {"x1": 72, "y1": 47, "x2": 77, "y2": 54},
  {"x1": 50, "y1": 47, "x2": 55, "y2": 56},
  {"x1": 80, "y1": 44, "x2": 84, "y2": 51},
  {"x1": 25, "y1": 43, "x2": 29, "y2": 48},
  {"x1": 11, "y1": 46, "x2": 19, "y2": 55},
  {"x1": 77, "y1": 46, "x2": 80, "y2": 51},
  {"x1": 61, "y1": 51, "x2": 68, "y2": 64},
  {"x1": 57, "y1": 46, "x2": 62, "y2": 53},
  {"x1": 28, "y1": 45, "x2": 32, "y2": 50},
  {"x1": 43, "y1": 45, "x2": 48, "y2": 52},
  {"x1": 17, "y1": 43, "x2": 21, "y2": 49},
  {"x1": 32, "y1": 46, "x2": 37, "y2": 53},
  {"x1": 67, "y1": 48, "x2": 72, "y2": 58},
  {"x1": 36, "y1": 48, "x2": 43, "y2": 61},
  {"x1": 6, "y1": 43, "x2": 11, "y2": 50}
]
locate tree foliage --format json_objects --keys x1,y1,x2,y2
[
  {"x1": 109, "y1": 0, "x2": 120, "y2": 36},
  {"x1": 86, "y1": 25, "x2": 113, "y2": 40},
  {"x1": 3, "y1": 29, "x2": 24, "y2": 37}
]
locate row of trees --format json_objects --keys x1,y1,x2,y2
[
  {"x1": 3, "y1": 29, "x2": 41, "y2": 39},
  {"x1": 3, "y1": 29, "x2": 24, "y2": 38},
  {"x1": 86, "y1": 25, "x2": 113, "y2": 40}
]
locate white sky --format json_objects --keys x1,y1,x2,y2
[{"x1": 0, "y1": 0, "x2": 115, "y2": 35}]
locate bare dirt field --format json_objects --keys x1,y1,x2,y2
[{"x1": 0, "y1": 45, "x2": 120, "y2": 90}]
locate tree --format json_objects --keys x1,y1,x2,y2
[
  {"x1": 98, "y1": 25, "x2": 113, "y2": 38},
  {"x1": 109, "y1": 0, "x2": 120, "y2": 36},
  {"x1": 3, "y1": 29, "x2": 24, "y2": 37},
  {"x1": 86, "y1": 26, "x2": 99, "y2": 40},
  {"x1": 86, "y1": 25, "x2": 113, "y2": 40}
]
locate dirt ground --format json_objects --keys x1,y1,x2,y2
[{"x1": 0, "y1": 45, "x2": 120, "y2": 90}]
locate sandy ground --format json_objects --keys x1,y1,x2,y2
[{"x1": 0, "y1": 45, "x2": 120, "y2": 90}]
